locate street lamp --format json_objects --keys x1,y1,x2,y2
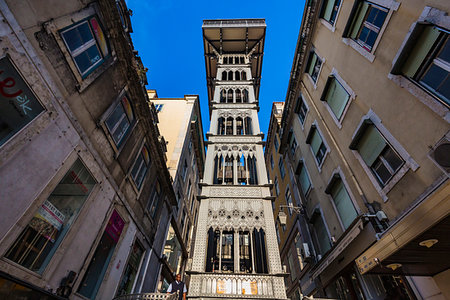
[{"x1": 278, "y1": 204, "x2": 306, "y2": 225}]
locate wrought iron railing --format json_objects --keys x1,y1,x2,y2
[{"x1": 113, "y1": 292, "x2": 178, "y2": 300}]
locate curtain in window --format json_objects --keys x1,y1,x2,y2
[
  {"x1": 321, "y1": 0, "x2": 335, "y2": 21},
  {"x1": 357, "y1": 125, "x2": 386, "y2": 166},
  {"x1": 330, "y1": 180, "x2": 357, "y2": 229},
  {"x1": 297, "y1": 163, "x2": 311, "y2": 195},
  {"x1": 310, "y1": 129, "x2": 322, "y2": 155},
  {"x1": 350, "y1": 2, "x2": 370, "y2": 38},
  {"x1": 325, "y1": 78, "x2": 349, "y2": 119}
]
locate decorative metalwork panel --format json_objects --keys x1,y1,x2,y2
[
  {"x1": 209, "y1": 186, "x2": 262, "y2": 198},
  {"x1": 208, "y1": 199, "x2": 265, "y2": 230}
]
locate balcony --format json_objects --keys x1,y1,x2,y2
[
  {"x1": 188, "y1": 273, "x2": 285, "y2": 299},
  {"x1": 113, "y1": 292, "x2": 178, "y2": 300}
]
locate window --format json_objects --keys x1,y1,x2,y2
[
  {"x1": 288, "y1": 249, "x2": 298, "y2": 281},
  {"x1": 311, "y1": 210, "x2": 331, "y2": 256},
  {"x1": 274, "y1": 136, "x2": 279, "y2": 151},
  {"x1": 78, "y1": 211, "x2": 125, "y2": 299},
  {"x1": 350, "y1": 124, "x2": 403, "y2": 186},
  {"x1": 0, "y1": 57, "x2": 45, "y2": 147},
  {"x1": 116, "y1": 240, "x2": 144, "y2": 296},
  {"x1": 60, "y1": 16, "x2": 109, "y2": 77},
  {"x1": 294, "y1": 233, "x2": 304, "y2": 270},
  {"x1": 306, "y1": 51, "x2": 323, "y2": 83},
  {"x1": 155, "y1": 104, "x2": 164, "y2": 112},
  {"x1": 306, "y1": 126, "x2": 328, "y2": 166},
  {"x1": 321, "y1": 75, "x2": 350, "y2": 122},
  {"x1": 164, "y1": 224, "x2": 183, "y2": 274},
  {"x1": 320, "y1": 0, "x2": 341, "y2": 26},
  {"x1": 147, "y1": 180, "x2": 161, "y2": 218},
  {"x1": 105, "y1": 94, "x2": 135, "y2": 147},
  {"x1": 181, "y1": 160, "x2": 188, "y2": 181},
  {"x1": 279, "y1": 157, "x2": 286, "y2": 179},
  {"x1": 274, "y1": 176, "x2": 280, "y2": 196},
  {"x1": 347, "y1": 1, "x2": 388, "y2": 52},
  {"x1": 285, "y1": 188, "x2": 293, "y2": 215},
  {"x1": 398, "y1": 26, "x2": 449, "y2": 107},
  {"x1": 290, "y1": 133, "x2": 298, "y2": 155},
  {"x1": 275, "y1": 224, "x2": 281, "y2": 244},
  {"x1": 325, "y1": 176, "x2": 358, "y2": 229},
  {"x1": 270, "y1": 155, "x2": 274, "y2": 169},
  {"x1": 295, "y1": 95, "x2": 308, "y2": 125},
  {"x1": 5, "y1": 159, "x2": 96, "y2": 273},
  {"x1": 295, "y1": 161, "x2": 311, "y2": 196},
  {"x1": 130, "y1": 145, "x2": 150, "y2": 189},
  {"x1": 115, "y1": 1, "x2": 129, "y2": 32}
]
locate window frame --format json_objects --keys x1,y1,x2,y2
[
  {"x1": 129, "y1": 143, "x2": 151, "y2": 191},
  {"x1": 295, "y1": 94, "x2": 309, "y2": 129},
  {"x1": 319, "y1": 0, "x2": 343, "y2": 32},
  {"x1": 389, "y1": 8, "x2": 450, "y2": 119},
  {"x1": 278, "y1": 156, "x2": 286, "y2": 179},
  {"x1": 101, "y1": 90, "x2": 136, "y2": 153},
  {"x1": 295, "y1": 160, "x2": 313, "y2": 197},
  {"x1": 342, "y1": 0, "x2": 399, "y2": 62},
  {"x1": 320, "y1": 69, "x2": 355, "y2": 128},
  {"x1": 306, "y1": 123, "x2": 330, "y2": 171},
  {"x1": 305, "y1": 49, "x2": 324, "y2": 87},
  {"x1": 349, "y1": 110, "x2": 418, "y2": 201}
]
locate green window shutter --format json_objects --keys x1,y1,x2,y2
[
  {"x1": 322, "y1": 0, "x2": 335, "y2": 21},
  {"x1": 331, "y1": 180, "x2": 358, "y2": 229},
  {"x1": 310, "y1": 129, "x2": 322, "y2": 155},
  {"x1": 357, "y1": 125, "x2": 386, "y2": 166},
  {"x1": 350, "y1": 1, "x2": 369, "y2": 39},
  {"x1": 402, "y1": 26, "x2": 441, "y2": 78},
  {"x1": 326, "y1": 79, "x2": 349, "y2": 119},
  {"x1": 307, "y1": 53, "x2": 318, "y2": 76},
  {"x1": 299, "y1": 166, "x2": 311, "y2": 194}
]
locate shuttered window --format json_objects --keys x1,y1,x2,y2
[
  {"x1": 296, "y1": 162, "x2": 311, "y2": 195},
  {"x1": 329, "y1": 179, "x2": 358, "y2": 229},
  {"x1": 306, "y1": 51, "x2": 322, "y2": 83},
  {"x1": 320, "y1": 0, "x2": 341, "y2": 25},
  {"x1": 307, "y1": 127, "x2": 327, "y2": 165},
  {"x1": 322, "y1": 77, "x2": 350, "y2": 120}
]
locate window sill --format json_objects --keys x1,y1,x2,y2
[
  {"x1": 342, "y1": 38, "x2": 375, "y2": 63},
  {"x1": 320, "y1": 19, "x2": 336, "y2": 33},
  {"x1": 387, "y1": 74, "x2": 450, "y2": 123}
]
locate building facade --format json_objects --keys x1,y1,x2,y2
[
  {"x1": 269, "y1": 0, "x2": 449, "y2": 299},
  {"x1": 186, "y1": 19, "x2": 287, "y2": 300},
  {"x1": 148, "y1": 91, "x2": 206, "y2": 292},
  {"x1": 0, "y1": 0, "x2": 176, "y2": 299}
]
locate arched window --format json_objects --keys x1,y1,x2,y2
[
  {"x1": 229, "y1": 57, "x2": 233, "y2": 64},
  {"x1": 247, "y1": 156, "x2": 258, "y2": 185},
  {"x1": 235, "y1": 90, "x2": 242, "y2": 103},
  {"x1": 222, "y1": 71, "x2": 227, "y2": 81},
  {"x1": 243, "y1": 89, "x2": 249, "y2": 103},
  {"x1": 227, "y1": 90, "x2": 233, "y2": 103},
  {"x1": 217, "y1": 117, "x2": 225, "y2": 135},
  {"x1": 228, "y1": 71, "x2": 233, "y2": 81},
  {"x1": 240, "y1": 57, "x2": 245, "y2": 64},
  {"x1": 242, "y1": 71, "x2": 247, "y2": 80},
  {"x1": 220, "y1": 90, "x2": 226, "y2": 103},
  {"x1": 223, "y1": 57, "x2": 228, "y2": 64},
  {"x1": 226, "y1": 117, "x2": 233, "y2": 135},
  {"x1": 244, "y1": 117, "x2": 252, "y2": 134},
  {"x1": 237, "y1": 155, "x2": 247, "y2": 185},
  {"x1": 236, "y1": 117, "x2": 244, "y2": 135},
  {"x1": 235, "y1": 71, "x2": 240, "y2": 81}
]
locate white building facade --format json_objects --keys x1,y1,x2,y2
[{"x1": 187, "y1": 19, "x2": 287, "y2": 300}]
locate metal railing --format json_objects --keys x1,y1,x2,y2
[{"x1": 113, "y1": 292, "x2": 178, "y2": 300}]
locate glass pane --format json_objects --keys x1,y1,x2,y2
[
  {"x1": 373, "y1": 9, "x2": 387, "y2": 28},
  {"x1": 366, "y1": 7, "x2": 378, "y2": 24},
  {"x1": 74, "y1": 45, "x2": 102, "y2": 74},
  {"x1": 131, "y1": 154, "x2": 144, "y2": 184},
  {"x1": 372, "y1": 158, "x2": 392, "y2": 185},
  {"x1": 366, "y1": 29, "x2": 378, "y2": 48},
  {"x1": 0, "y1": 57, "x2": 45, "y2": 146},
  {"x1": 62, "y1": 22, "x2": 92, "y2": 52},
  {"x1": 382, "y1": 147, "x2": 403, "y2": 173},
  {"x1": 438, "y1": 76, "x2": 450, "y2": 104},
  {"x1": 438, "y1": 37, "x2": 450, "y2": 62},
  {"x1": 90, "y1": 17, "x2": 109, "y2": 57},
  {"x1": 421, "y1": 64, "x2": 447, "y2": 91},
  {"x1": 164, "y1": 224, "x2": 183, "y2": 273},
  {"x1": 358, "y1": 26, "x2": 370, "y2": 43},
  {"x1": 106, "y1": 102, "x2": 130, "y2": 146},
  {"x1": 6, "y1": 159, "x2": 96, "y2": 273}
]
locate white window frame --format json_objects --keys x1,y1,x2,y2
[
  {"x1": 388, "y1": 6, "x2": 450, "y2": 122},
  {"x1": 319, "y1": 0, "x2": 344, "y2": 32},
  {"x1": 322, "y1": 68, "x2": 356, "y2": 129},
  {"x1": 350, "y1": 110, "x2": 419, "y2": 201},
  {"x1": 305, "y1": 48, "x2": 325, "y2": 89},
  {"x1": 307, "y1": 121, "x2": 330, "y2": 172},
  {"x1": 342, "y1": 0, "x2": 400, "y2": 62}
]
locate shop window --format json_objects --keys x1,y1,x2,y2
[
  {"x1": 5, "y1": 159, "x2": 96, "y2": 273},
  {"x1": 278, "y1": 157, "x2": 286, "y2": 179},
  {"x1": 321, "y1": 76, "x2": 350, "y2": 122},
  {"x1": 396, "y1": 26, "x2": 449, "y2": 107},
  {"x1": 105, "y1": 94, "x2": 135, "y2": 147},
  {"x1": 305, "y1": 51, "x2": 323, "y2": 83},
  {"x1": 306, "y1": 125, "x2": 328, "y2": 167},
  {"x1": 0, "y1": 57, "x2": 45, "y2": 147},
  {"x1": 130, "y1": 145, "x2": 150, "y2": 189},
  {"x1": 320, "y1": 0, "x2": 341, "y2": 26},
  {"x1": 346, "y1": 1, "x2": 388, "y2": 52},
  {"x1": 295, "y1": 95, "x2": 308, "y2": 125},
  {"x1": 78, "y1": 211, "x2": 125, "y2": 299},
  {"x1": 164, "y1": 224, "x2": 183, "y2": 274},
  {"x1": 295, "y1": 161, "x2": 312, "y2": 196},
  {"x1": 325, "y1": 176, "x2": 358, "y2": 229},
  {"x1": 350, "y1": 124, "x2": 403, "y2": 187},
  {"x1": 115, "y1": 240, "x2": 144, "y2": 296},
  {"x1": 60, "y1": 16, "x2": 109, "y2": 77}
]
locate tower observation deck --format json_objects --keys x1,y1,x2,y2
[{"x1": 187, "y1": 19, "x2": 287, "y2": 300}]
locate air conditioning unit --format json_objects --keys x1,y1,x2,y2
[{"x1": 428, "y1": 134, "x2": 450, "y2": 177}]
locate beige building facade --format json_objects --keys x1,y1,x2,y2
[
  {"x1": 148, "y1": 91, "x2": 206, "y2": 292},
  {"x1": 268, "y1": 0, "x2": 449, "y2": 299}
]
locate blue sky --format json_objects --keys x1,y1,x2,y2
[{"x1": 127, "y1": 0, "x2": 305, "y2": 136}]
